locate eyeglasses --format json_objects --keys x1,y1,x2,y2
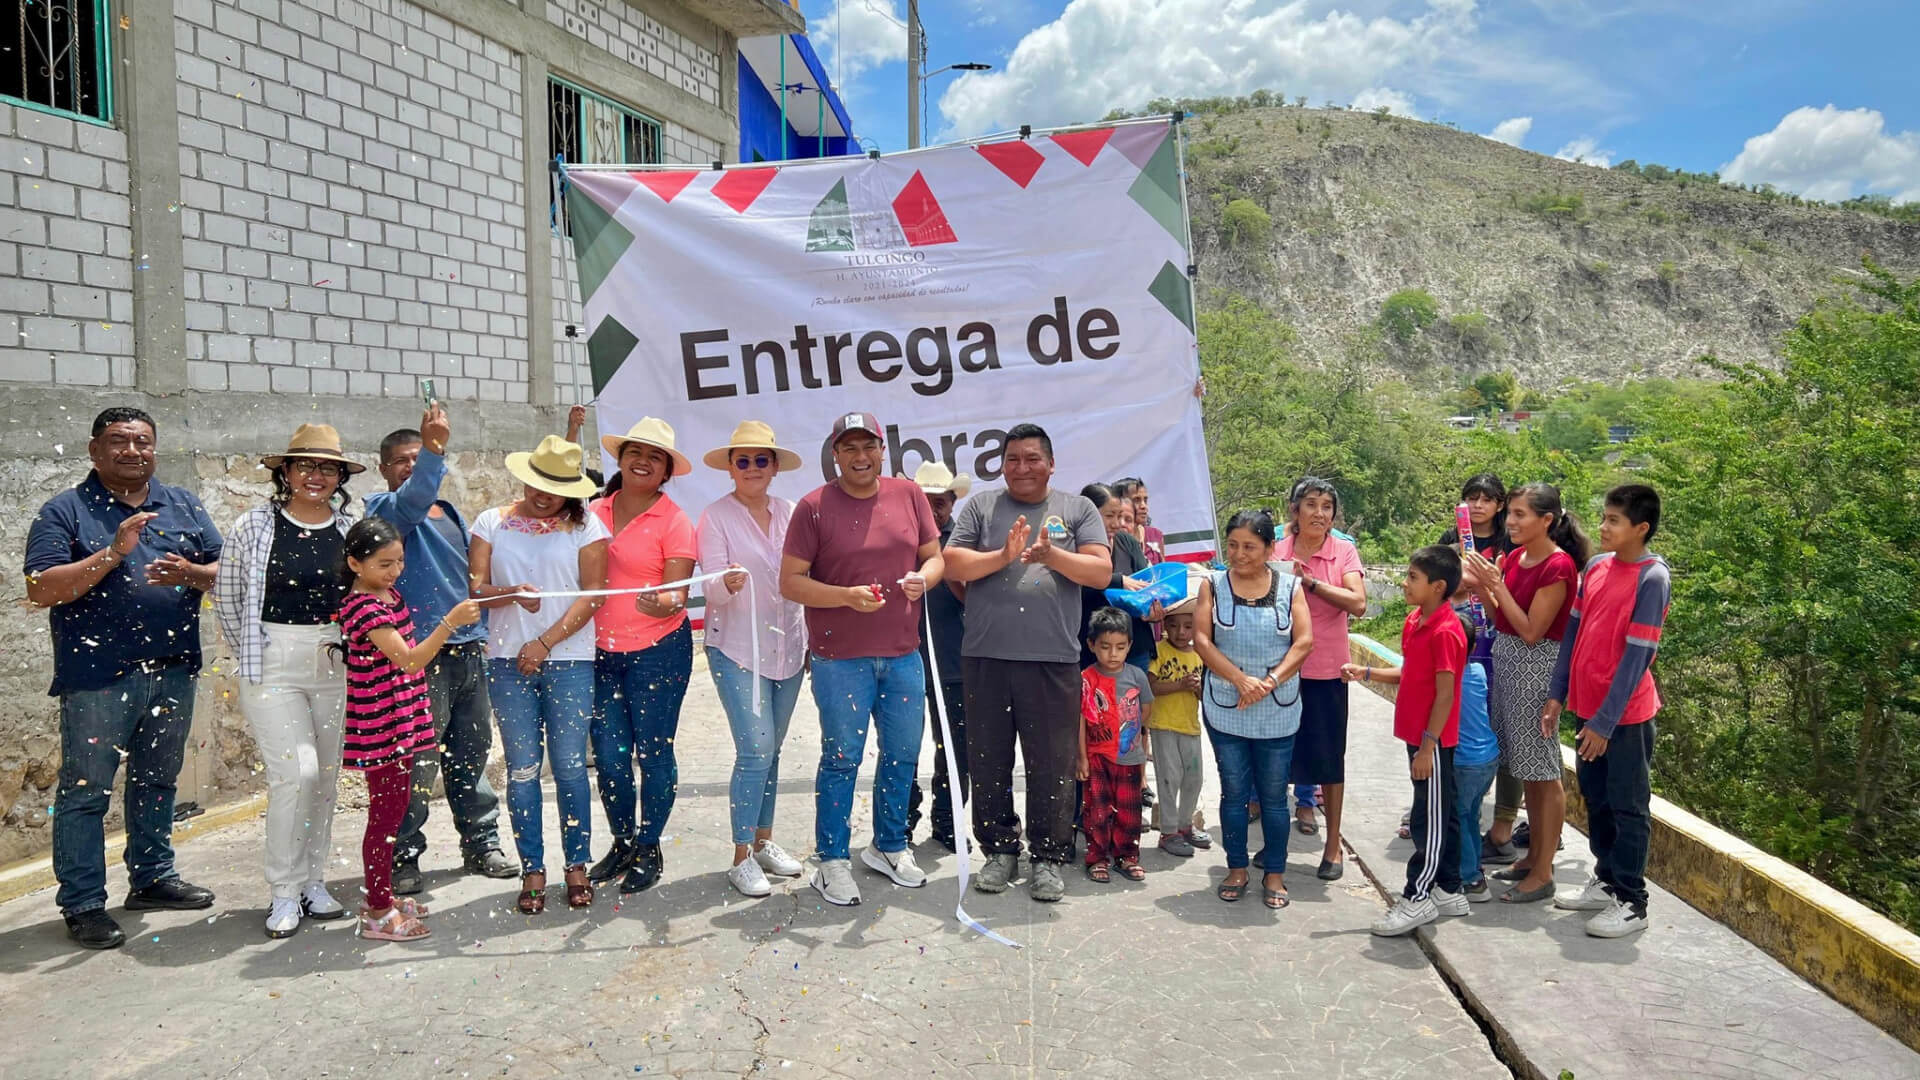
[
  {"x1": 288, "y1": 460, "x2": 344, "y2": 478},
  {"x1": 732, "y1": 453, "x2": 774, "y2": 471}
]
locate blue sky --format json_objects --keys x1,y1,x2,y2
[{"x1": 802, "y1": 0, "x2": 1920, "y2": 204}]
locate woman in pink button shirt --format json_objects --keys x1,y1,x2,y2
[
  {"x1": 695, "y1": 422, "x2": 810, "y2": 899},
  {"x1": 1273, "y1": 477, "x2": 1368, "y2": 880},
  {"x1": 586, "y1": 418, "x2": 698, "y2": 896}
]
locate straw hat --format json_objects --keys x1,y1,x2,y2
[
  {"x1": 262, "y1": 423, "x2": 366, "y2": 475},
  {"x1": 702, "y1": 420, "x2": 803, "y2": 472},
  {"x1": 901, "y1": 461, "x2": 971, "y2": 498},
  {"x1": 601, "y1": 417, "x2": 692, "y2": 476},
  {"x1": 506, "y1": 435, "x2": 600, "y2": 499}
]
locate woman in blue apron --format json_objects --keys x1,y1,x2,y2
[{"x1": 1192, "y1": 509, "x2": 1315, "y2": 908}]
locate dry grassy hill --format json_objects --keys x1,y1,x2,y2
[{"x1": 1181, "y1": 106, "x2": 1920, "y2": 385}]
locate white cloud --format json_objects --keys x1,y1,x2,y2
[
  {"x1": 1721, "y1": 105, "x2": 1920, "y2": 204},
  {"x1": 1487, "y1": 116, "x2": 1532, "y2": 146},
  {"x1": 1352, "y1": 87, "x2": 1417, "y2": 116},
  {"x1": 1554, "y1": 136, "x2": 1612, "y2": 167},
  {"x1": 935, "y1": 0, "x2": 1595, "y2": 138},
  {"x1": 813, "y1": 0, "x2": 908, "y2": 84}
]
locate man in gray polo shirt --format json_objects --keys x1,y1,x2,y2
[{"x1": 943, "y1": 423, "x2": 1111, "y2": 901}]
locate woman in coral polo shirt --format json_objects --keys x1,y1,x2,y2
[{"x1": 585, "y1": 418, "x2": 698, "y2": 896}]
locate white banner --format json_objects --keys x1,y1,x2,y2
[{"x1": 564, "y1": 118, "x2": 1214, "y2": 556}]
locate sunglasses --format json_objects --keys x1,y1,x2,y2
[{"x1": 732, "y1": 453, "x2": 774, "y2": 471}]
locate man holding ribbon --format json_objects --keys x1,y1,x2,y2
[
  {"x1": 943, "y1": 423, "x2": 1112, "y2": 903},
  {"x1": 780, "y1": 412, "x2": 945, "y2": 907}
]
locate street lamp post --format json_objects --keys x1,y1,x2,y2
[{"x1": 905, "y1": 0, "x2": 990, "y2": 149}]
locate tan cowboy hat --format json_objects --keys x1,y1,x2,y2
[
  {"x1": 506, "y1": 436, "x2": 600, "y2": 499},
  {"x1": 261, "y1": 423, "x2": 366, "y2": 475},
  {"x1": 901, "y1": 460, "x2": 971, "y2": 498},
  {"x1": 601, "y1": 417, "x2": 692, "y2": 476},
  {"x1": 702, "y1": 420, "x2": 803, "y2": 472}
]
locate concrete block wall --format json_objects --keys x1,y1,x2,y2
[
  {"x1": 172, "y1": 0, "x2": 529, "y2": 402},
  {"x1": 0, "y1": 107, "x2": 136, "y2": 388},
  {"x1": 545, "y1": 0, "x2": 722, "y2": 108}
]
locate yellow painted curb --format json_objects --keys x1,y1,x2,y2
[
  {"x1": 1348, "y1": 633, "x2": 1920, "y2": 1054},
  {"x1": 0, "y1": 793, "x2": 266, "y2": 907}
]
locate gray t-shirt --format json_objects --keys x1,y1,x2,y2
[{"x1": 949, "y1": 489, "x2": 1109, "y2": 663}]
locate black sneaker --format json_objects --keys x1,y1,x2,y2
[
  {"x1": 125, "y1": 877, "x2": 215, "y2": 911},
  {"x1": 620, "y1": 843, "x2": 664, "y2": 894},
  {"x1": 588, "y1": 837, "x2": 638, "y2": 885},
  {"x1": 66, "y1": 909, "x2": 126, "y2": 950},
  {"x1": 463, "y1": 848, "x2": 520, "y2": 879},
  {"x1": 391, "y1": 861, "x2": 425, "y2": 896}
]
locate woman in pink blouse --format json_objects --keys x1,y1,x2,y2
[{"x1": 696, "y1": 422, "x2": 809, "y2": 898}]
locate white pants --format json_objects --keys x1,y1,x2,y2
[{"x1": 240, "y1": 622, "x2": 346, "y2": 899}]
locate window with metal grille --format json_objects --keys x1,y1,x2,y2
[
  {"x1": 3, "y1": 0, "x2": 112, "y2": 122},
  {"x1": 549, "y1": 76, "x2": 661, "y2": 234}
]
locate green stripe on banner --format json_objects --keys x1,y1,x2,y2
[
  {"x1": 566, "y1": 183, "x2": 634, "y2": 303},
  {"x1": 1147, "y1": 261, "x2": 1195, "y2": 332},
  {"x1": 1126, "y1": 132, "x2": 1187, "y2": 249},
  {"x1": 1165, "y1": 530, "x2": 1215, "y2": 544},
  {"x1": 587, "y1": 315, "x2": 638, "y2": 396}
]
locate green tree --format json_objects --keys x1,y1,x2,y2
[
  {"x1": 1639, "y1": 260, "x2": 1920, "y2": 929},
  {"x1": 1377, "y1": 288, "x2": 1440, "y2": 346},
  {"x1": 1220, "y1": 198, "x2": 1272, "y2": 248},
  {"x1": 1472, "y1": 370, "x2": 1518, "y2": 412}
]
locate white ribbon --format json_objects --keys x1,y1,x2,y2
[
  {"x1": 924, "y1": 606, "x2": 1022, "y2": 949},
  {"x1": 499, "y1": 568, "x2": 761, "y2": 717}
]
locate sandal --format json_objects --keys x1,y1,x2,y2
[
  {"x1": 1262, "y1": 875, "x2": 1290, "y2": 909},
  {"x1": 565, "y1": 865, "x2": 594, "y2": 909},
  {"x1": 360, "y1": 907, "x2": 431, "y2": 941},
  {"x1": 1116, "y1": 858, "x2": 1145, "y2": 881},
  {"x1": 1294, "y1": 811, "x2": 1319, "y2": 836},
  {"x1": 394, "y1": 897, "x2": 429, "y2": 918},
  {"x1": 518, "y1": 871, "x2": 547, "y2": 915},
  {"x1": 1217, "y1": 872, "x2": 1248, "y2": 902},
  {"x1": 1084, "y1": 861, "x2": 1111, "y2": 883},
  {"x1": 1397, "y1": 810, "x2": 1412, "y2": 840}
]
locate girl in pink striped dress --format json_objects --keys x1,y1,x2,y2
[{"x1": 336, "y1": 518, "x2": 481, "y2": 941}]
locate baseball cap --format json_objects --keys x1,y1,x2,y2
[{"x1": 829, "y1": 412, "x2": 884, "y2": 446}]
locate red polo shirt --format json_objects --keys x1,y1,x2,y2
[{"x1": 1394, "y1": 603, "x2": 1466, "y2": 747}]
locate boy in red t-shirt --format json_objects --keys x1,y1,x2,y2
[
  {"x1": 1079, "y1": 607, "x2": 1155, "y2": 883},
  {"x1": 1545, "y1": 485, "x2": 1670, "y2": 939},
  {"x1": 1344, "y1": 545, "x2": 1471, "y2": 936}
]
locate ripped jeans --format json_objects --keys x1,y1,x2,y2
[{"x1": 488, "y1": 659, "x2": 594, "y2": 874}]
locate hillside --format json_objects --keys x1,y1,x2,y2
[{"x1": 1181, "y1": 106, "x2": 1920, "y2": 385}]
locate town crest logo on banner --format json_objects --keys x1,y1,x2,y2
[{"x1": 563, "y1": 117, "x2": 1215, "y2": 561}]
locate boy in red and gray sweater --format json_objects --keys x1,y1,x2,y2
[{"x1": 1544, "y1": 484, "x2": 1671, "y2": 939}]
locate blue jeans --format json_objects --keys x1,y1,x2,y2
[
  {"x1": 809, "y1": 651, "x2": 925, "y2": 861},
  {"x1": 708, "y1": 647, "x2": 805, "y2": 845},
  {"x1": 1205, "y1": 723, "x2": 1293, "y2": 873},
  {"x1": 593, "y1": 623, "x2": 693, "y2": 845},
  {"x1": 1294, "y1": 783, "x2": 1317, "y2": 809},
  {"x1": 53, "y1": 661, "x2": 196, "y2": 915},
  {"x1": 488, "y1": 659, "x2": 595, "y2": 873},
  {"x1": 1455, "y1": 756, "x2": 1500, "y2": 885}
]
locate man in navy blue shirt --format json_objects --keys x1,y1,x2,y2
[
  {"x1": 25, "y1": 407, "x2": 223, "y2": 950},
  {"x1": 365, "y1": 404, "x2": 516, "y2": 891}
]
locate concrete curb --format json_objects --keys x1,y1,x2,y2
[
  {"x1": 1348, "y1": 632, "x2": 1920, "y2": 1055},
  {"x1": 0, "y1": 794, "x2": 265, "y2": 907}
]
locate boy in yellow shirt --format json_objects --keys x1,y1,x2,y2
[{"x1": 1148, "y1": 595, "x2": 1210, "y2": 855}]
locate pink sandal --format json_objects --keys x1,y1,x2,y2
[
  {"x1": 395, "y1": 897, "x2": 429, "y2": 918},
  {"x1": 360, "y1": 907, "x2": 431, "y2": 942}
]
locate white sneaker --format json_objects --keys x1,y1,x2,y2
[
  {"x1": 860, "y1": 845, "x2": 927, "y2": 888},
  {"x1": 1463, "y1": 879, "x2": 1493, "y2": 903},
  {"x1": 265, "y1": 896, "x2": 302, "y2": 939},
  {"x1": 752, "y1": 839, "x2": 804, "y2": 878},
  {"x1": 728, "y1": 858, "x2": 772, "y2": 898},
  {"x1": 1431, "y1": 887, "x2": 1471, "y2": 917},
  {"x1": 300, "y1": 881, "x2": 346, "y2": 920},
  {"x1": 1555, "y1": 876, "x2": 1614, "y2": 911},
  {"x1": 1371, "y1": 896, "x2": 1438, "y2": 936},
  {"x1": 810, "y1": 859, "x2": 861, "y2": 906},
  {"x1": 1585, "y1": 899, "x2": 1649, "y2": 938}
]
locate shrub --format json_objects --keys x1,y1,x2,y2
[
  {"x1": 1377, "y1": 288, "x2": 1440, "y2": 346},
  {"x1": 1519, "y1": 189, "x2": 1585, "y2": 218},
  {"x1": 1221, "y1": 199, "x2": 1272, "y2": 248}
]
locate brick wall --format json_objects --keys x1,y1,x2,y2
[
  {"x1": 172, "y1": 0, "x2": 530, "y2": 401},
  {"x1": 0, "y1": 107, "x2": 135, "y2": 388},
  {"x1": 545, "y1": 0, "x2": 722, "y2": 108}
]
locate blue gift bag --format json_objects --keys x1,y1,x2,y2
[{"x1": 1102, "y1": 561, "x2": 1189, "y2": 619}]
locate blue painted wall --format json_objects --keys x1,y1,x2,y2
[{"x1": 739, "y1": 50, "x2": 856, "y2": 162}]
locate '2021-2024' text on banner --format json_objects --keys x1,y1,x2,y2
[{"x1": 563, "y1": 118, "x2": 1214, "y2": 559}]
